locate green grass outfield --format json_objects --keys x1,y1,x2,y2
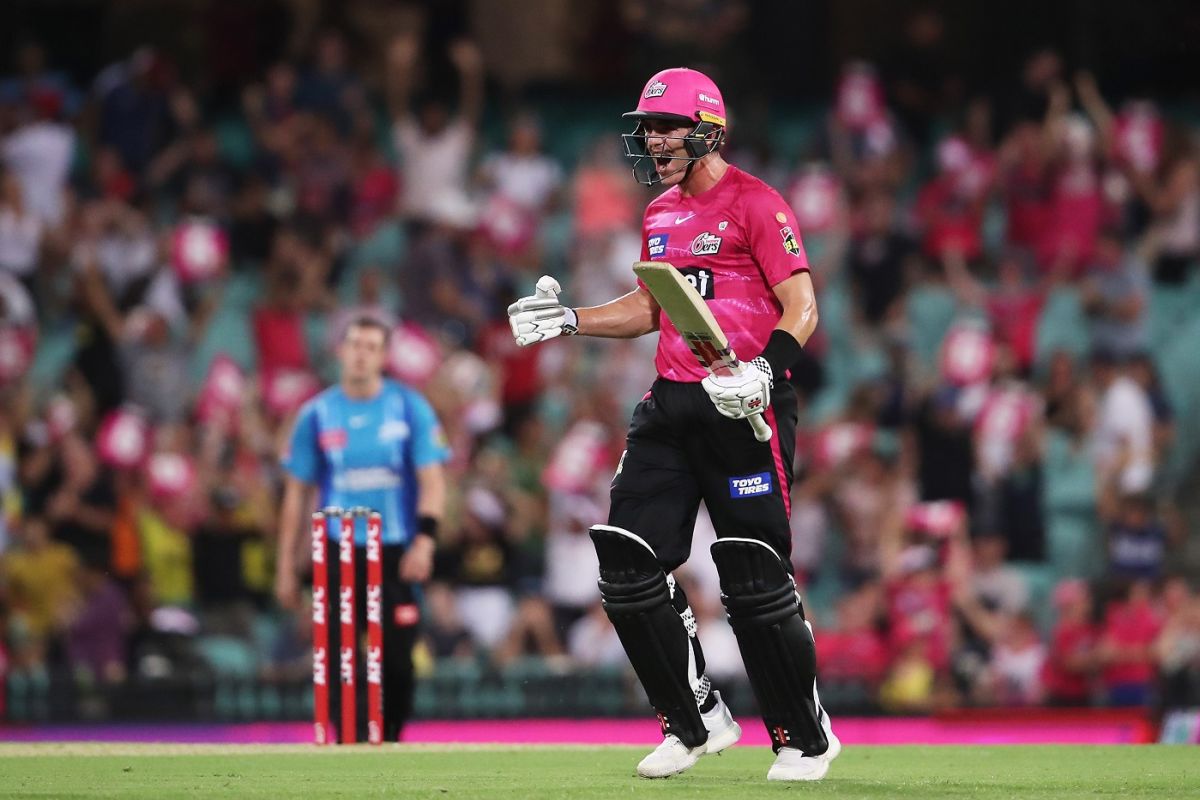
[{"x1": 0, "y1": 743, "x2": 1193, "y2": 799}]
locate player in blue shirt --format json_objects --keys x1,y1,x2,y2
[{"x1": 275, "y1": 315, "x2": 449, "y2": 741}]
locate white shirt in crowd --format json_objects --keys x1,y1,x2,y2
[
  {"x1": 566, "y1": 608, "x2": 626, "y2": 667},
  {"x1": 790, "y1": 493, "x2": 828, "y2": 576},
  {"x1": 0, "y1": 272, "x2": 35, "y2": 327},
  {"x1": 972, "y1": 566, "x2": 1030, "y2": 615},
  {"x1": 2, "y1": 121, "x2": 75, "y2": 226},
  {"x1": 542, "y1": 494, "x2": 602, "y2": 610},
  {"x1": 697, "y1": 613, "x2": 746, "y2": 681},
  {"x1": 73, "y1": 231, "x2": 187, "y2": 332},
  {"x1": 480, "y1": 152, "x2": 562, "y2": 210},
  {"x1": 1158, "y1": 178, "x2": 1200, "y2": 257},
  {"x1": 989, "y1": 641, "x2": 1046, "y2": 705},
  {"x1": 1093, "y1": 374, "x2": 1155, "y2": 493},
  {"x1": 392, "y1": 117, "x2": 474, "y2": 220},
  {"x1": 74, "y1": 229, "x2": 157, "y2": 298},
  {"x1": 0, "y1": 208, "x2": 43, "y2": 278}
]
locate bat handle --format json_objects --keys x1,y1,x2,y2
[{"x1": 748, "y1": 412, "x2": 772, "y2": 443}]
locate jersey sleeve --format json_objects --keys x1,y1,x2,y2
[
  {"x1": 281, "y1": 400, "x2": 321, "y2": 483},
  {"x1": 742, "y1": 187, "x2": 810, "y2": 287},
  {"x1": 634, "y1": 215, "x2": 652, "y2": 291},
  {"x1": 408, "y1": 391, "x2": 451, "y2": 468}
]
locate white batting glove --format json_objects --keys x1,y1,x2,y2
[
  {"x1": 507, "y1": 276, "x2": 578, "y2": 347},
  {"x1": 701, "y1": 357, "x2": 773, "y2": 420}
]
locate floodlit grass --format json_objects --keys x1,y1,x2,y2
[{"x1": 0, "y1": 743, "x2": 1193, "y2": 799}]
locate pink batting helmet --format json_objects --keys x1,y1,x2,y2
[{"x1": 624, "y1": 67, "x2": 727, "y2": 128}]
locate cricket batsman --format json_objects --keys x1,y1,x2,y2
[{"x1": 507, "y1": 68, "x2": 839, "y2": 781}]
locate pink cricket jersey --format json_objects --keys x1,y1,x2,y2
[{"x1": 638, "y1": 165, "x2": 810, "y2": 382}]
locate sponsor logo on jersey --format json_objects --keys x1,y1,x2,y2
[
  {"x1": 780, "y1": 225, "x2": 801, "y2": 256},
  {"x1": 729, "y1": 471, "x2": 773, "y2": 498},
  {"x1": 647, "y1": 233, "x2": 669, "y2": 257},
  {"x1": 697, "y1": 91, "x2": 721, "y2": 107},
  {"x1": 690, "y1": 232, "x2": 722, "y2": 256},
  {"x1": 318, "y1": 428, "x2": 347, "y2": 451},
  {"x1": 718, "y1": 220, "x2": 728, "y2": 231},
  {"x1": 644, "y1": 81, "x2": 667, "y2": 99},
  {"x1": 674, "y1": 212, "x2": 695, "y2": 225},
  {"x1": 334, "y1": 467, "x2": 402, "y2": 492},
  {"x1": 678, "y1": 266, "x2": 715, "y2": 299},
  {"x1": 379, "y1": 419, "x2": 410, "y2": 442}
]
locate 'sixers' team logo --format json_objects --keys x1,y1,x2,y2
[
  {"x1": 690, "y1": 232, "x2": 722, "y2": 256},
  {"x1": 780, "y1": 225, "x2": 801, "y2": 256},
  {"x1": 644, "y1": 80, "x2": 667, "y2": 99}
]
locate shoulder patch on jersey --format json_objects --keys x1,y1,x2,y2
[
  {"x1": 780, "y1": 225, "x2": 801, "y2": 256},
  {"x1": 775, "y1": 212, "x2": 787, "y2": 223},
  {"x1": 432, "y1": 424, "x2": 449, "y2": 450},
  {"x1": 648, "y1": 233, "x2": 669, "y2": 258},
  {"x1": 690, "y1": 231, "x2": 722, "y2": 256}
]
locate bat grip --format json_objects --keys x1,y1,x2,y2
[{"x1": 748, "y1": 412, "x2": 772, "y2": 443}]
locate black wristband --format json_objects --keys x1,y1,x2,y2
[
  {"x1": 757, "y1": 329, "x2": 803, "y2": 383},
  {"x1": 416, "y1": 515, "x2": 440, "y2": 541}
]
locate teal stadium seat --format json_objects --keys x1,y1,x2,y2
[
  {"x1": 905, "y1": 284, "x2": 958, "y2": 369},
  {"x1": 1034, "y1": 287, "x2": 1089, "y2": 371},
  {"x1": 1011, "y1": 561, "x2": 1058, "y2": 632},
  {"x1": 27, "y1": 321, "x2": 78, "y2": 394},
  {"x1": 346, "y1": 220, "x2": 408, "y2": 272},
  {"x1": 215, "y1": 117, "x2": 258, "y2": 171},
  {"x1": 189, "y1": 273, "x2": 261, "y2": 384},
  {"x1": 194, "y1": 635, "x2": 259, "y2": 679},
  {"x1": 1041, "y1": 430, "x2": 1103, "y2": 580},
  {"x1": 1156, "y1": 311, "x2": 1200, "y2": 488}
]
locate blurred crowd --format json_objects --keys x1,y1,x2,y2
[{"x1": 1, "y1": 7, "x2": 1199, "y2": 719}]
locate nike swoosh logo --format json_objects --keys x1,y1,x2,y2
[{"x1": 674, "y1": 213, "x2": 695, "y2": 224}]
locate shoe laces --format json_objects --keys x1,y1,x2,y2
[{"x1": 655, "y1": 734, "x2": 687, "y2": 754}]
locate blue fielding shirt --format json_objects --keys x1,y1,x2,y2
[{"x1": 282, "y1": 379, "x2": 450, "y2": 546}]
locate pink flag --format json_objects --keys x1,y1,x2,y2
[
  {"x1": 197, "y1": 354, "x2": 246, "y2": 424},
  {"x1": 262, "y1": 369, "x2": 321, "y2": 419},
  {"x1": 387, "y1": 323, "x2": 441, "y2": 387},
  {"x1": 96, "y1": 407, "x2": 150, "y2": 468},
  {"x1": 542, "y1": 421, "x2": 610, "y2": 494},
  {"x1": 171, "y1": 219, "x2": 229, "y2": 283},
  {"x1": 940, "y1": 323, "x2": 994, "y2": 387},
  {"x1": 0, "y1": 327, "x2": 34, "y2": 385},
  {"x1": 147, "y1": 452, "x2": 197, "y2": 500}
]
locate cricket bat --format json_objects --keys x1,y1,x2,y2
[{"x1": 634, "y1": 261, "x2": 772, "y2": 443}]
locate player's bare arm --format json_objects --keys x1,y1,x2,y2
[
  {"x1": 399, "y1": 463, "x2": 445, "y2": 582},
  {"x1": 772, "y1": 271, "x2": 820, "y2": 347},
  {"x1": 509, "y1": 278, "x2": 659, "y2": 345},
  {"x1": 574, "y1": 287, "x2": 660, "y2": 338},
  {"x1": 275, "y1": 475, "x2": 315, "y2": 610}
]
